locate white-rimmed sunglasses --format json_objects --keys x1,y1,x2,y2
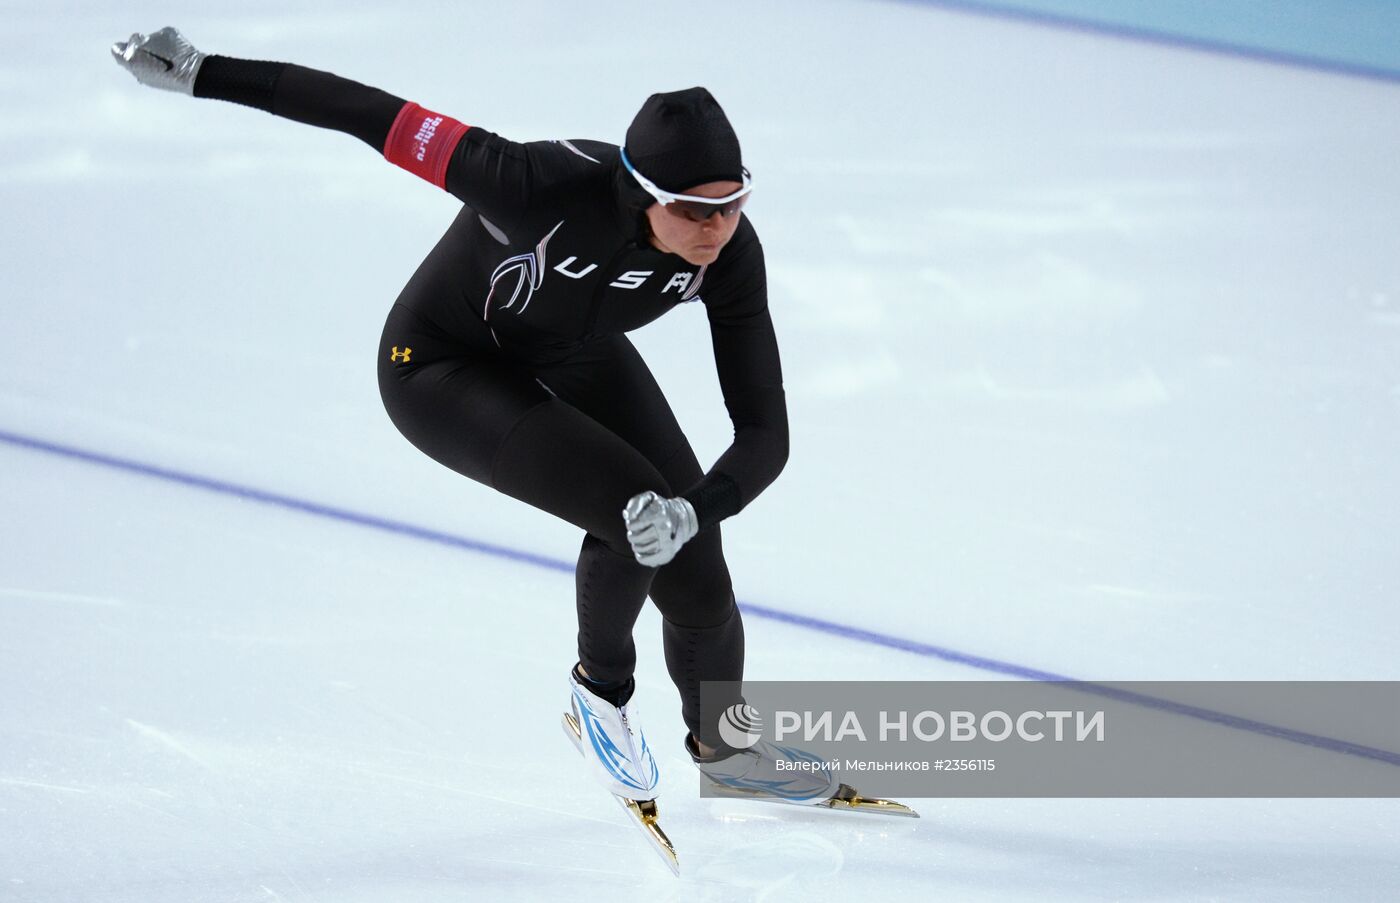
[{"x1": 621, "y1": 148, "x2": 753, "y2": 222}]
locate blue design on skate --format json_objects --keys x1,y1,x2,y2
[
  {"x1": 573, "y1": 688, "x2": 659, "y2": 794},
  {"x1": 705, "y1": 743, "x2": 836, "y2": 801}
]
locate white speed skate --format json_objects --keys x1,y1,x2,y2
[
  {"x1": 688, "y1": 734, "x2": 920, "y2": 818},
  {"x1": 561, "y1": 667, "x2": 677, "y2": 874}
]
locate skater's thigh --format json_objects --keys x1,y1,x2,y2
[
  {"x1": 488, "y1": 398, "x2": 673, "y2": 548},
  {"x1": 377, "y1": 306, "x2": 670, "y2": 546},
  {"x1": 377, "y1": 304, "x2": 545, "y2": 485},
  {"x1": 535, "y1": 335, "x2": 698, "y2": 478}
]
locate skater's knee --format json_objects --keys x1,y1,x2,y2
[
  {"x1": 592, "y1": 526, "x2": 635, "y2": 561},
  {"x1": 650, "y1": 538, "x2": 732, "y2": 626},
  {"x1": 659, "y1": 581, "x2": 737, "y2": 630},
  {"x1": 598, "y1": 475, "x2": 674, "y2": 554}
]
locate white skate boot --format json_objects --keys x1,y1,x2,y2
[
  {"x1": 687, "y1": 732, "x2": 840, "y2": 801},
  {"x1": 564, "y1": 667, "x2": 659, "y2": 799},
  {"x1": 688, "y1": 733, "x2": 920, "y2": 817},
  {"x1": 561, "y1": 667, "x2": 676, "y2": 873}
]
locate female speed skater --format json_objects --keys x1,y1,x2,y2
[{"x1": 112, "y1": 26, "x2": 913, "y2": 870}]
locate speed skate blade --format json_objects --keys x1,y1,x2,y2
[
  {"x1": 704, "y1": 779, "x2": 921, "y2": 818},
  {"x1": 561, "y1": 710, "x2": 584, "y2": 752},
  {"x1": 562, "y1": 710, "x2": 680, "y2": 875}
]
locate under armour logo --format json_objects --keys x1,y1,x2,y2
[{"x1": 390, "y1": 346, "x2": 412, "y2": 363}]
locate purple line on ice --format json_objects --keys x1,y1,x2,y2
[
  {"x1": 901, "y1": 0, "x2": 1400, "y2": 85},
  {"x1": 3, "y1": 427, "x2": 1398, "y2": 770},
  {"x1": 0, "y1": 428, "x2": 568, "y2": 574}
]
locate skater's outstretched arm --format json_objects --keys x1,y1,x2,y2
[{"x1": 111, "y1": 27, "x2": 535, "y2": 229}]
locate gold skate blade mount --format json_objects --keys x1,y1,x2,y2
[
  {"x1": 704, "y1": 778, "x2": 921, "y2": 818},
  {"x1": 562, "y1": 711, "x2": 680, "y2": 876}
]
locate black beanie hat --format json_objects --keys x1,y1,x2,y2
[{"x1": 623, "y1": 87, "x2": 744, "y2": 194}]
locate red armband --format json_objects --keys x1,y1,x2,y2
[{"x1": 383, "y1": 102, "x2": 471, "y2": 189}]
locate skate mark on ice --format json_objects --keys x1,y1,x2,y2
[
  {"x1": 120, "y1": 792, "x2": 187, "y2": 824},
  {"x1": 125, "y1": 718, "x2": 211, "y2": 769},
  {"x1": 345, "y1": 765, "x2": 622, "y2": 829},
  {"x1": 0, "y1": 587, "x2": 122, "y2": 607},
  {"x1": 0, "y1": 777, "x2": 93, "y2": 794}
]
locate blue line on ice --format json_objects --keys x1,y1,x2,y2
[
  {"x1": 904, "y1": 0, "x2": 1400, "y2": 84},
  {"x1": 3, "y1": 427, "x2": 1398, "y2": 770}
]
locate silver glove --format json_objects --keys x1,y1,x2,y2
[
  {"x1": 622, "y1": 491, "x2": 698, "y2": 567},
  {"x1": 110, "y1": 26, "x2": 206, "y2": 95}
]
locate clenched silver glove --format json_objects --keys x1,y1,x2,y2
[
  {"x1": 622, "y1": 491, "x2": 698, "y2": 567},
  {"x1": 110, "y1": 26, "x2": 206, "y2": 95}
]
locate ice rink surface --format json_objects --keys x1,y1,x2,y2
[{"x1": 2, "y1": 1, "x2": 1398, "y2": 899}]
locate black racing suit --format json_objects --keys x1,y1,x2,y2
[{"x1": 193, "y1": 58, "x2": 787, "y2": 747}]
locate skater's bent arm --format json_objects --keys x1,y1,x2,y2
[
  {"x1": 684, "y1": 313, "x2": 788, "y2": 529},
  {"x1": 191, "y1": 55, "x2": 533, "y2": 225},
  {"x1": 681, "y1": 222, "x2": 789, "y2": 530}
]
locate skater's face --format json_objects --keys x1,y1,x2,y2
[{"x1": 644, "y1": 179, "x2": 746, "y2": 266}]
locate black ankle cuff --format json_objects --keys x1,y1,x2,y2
[
  {"x1": 573, "y1": 664, "x2": 635, "y2": 707},
  {"x1": 686, "y1": 731, "x2": 739, "y2": 763}
]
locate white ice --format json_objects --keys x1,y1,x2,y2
[{"x1": 2, "y1": 1, "x2": 1398, "y2": 900}]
